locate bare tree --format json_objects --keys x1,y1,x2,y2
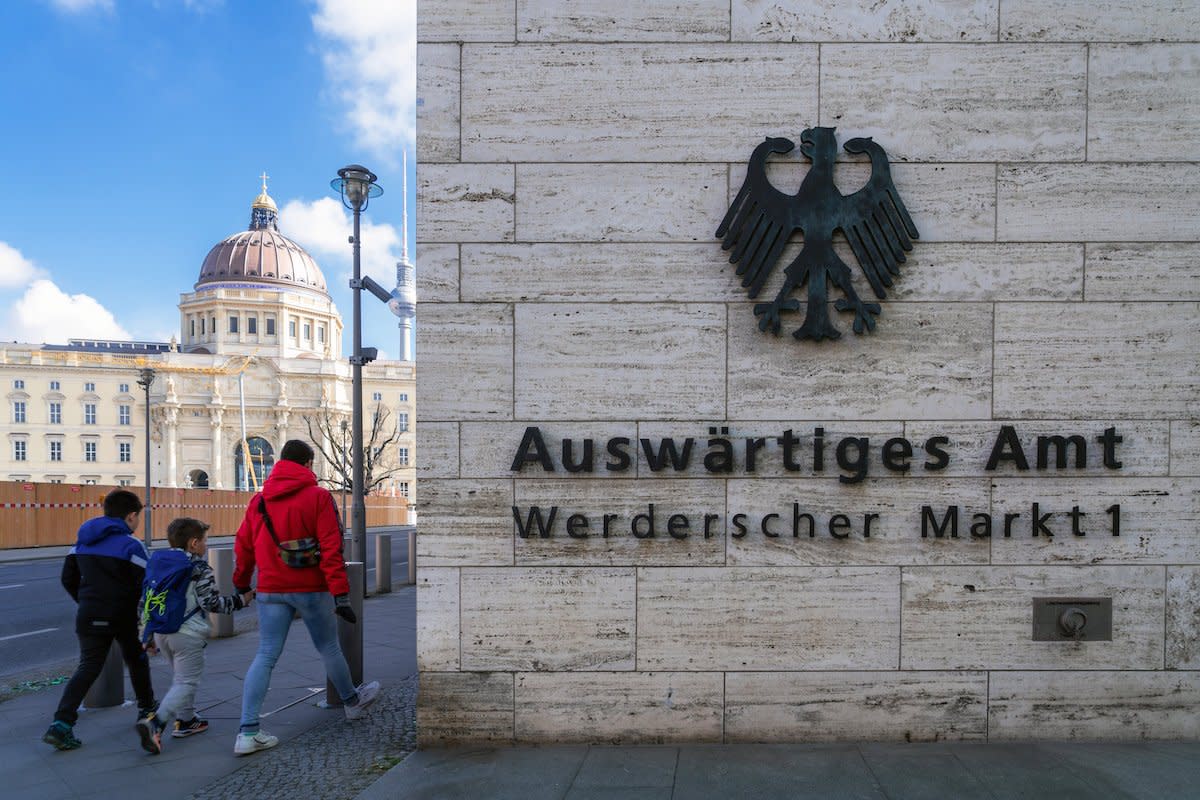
[{"x1": 302, "y1": 403, "x2": 403, "y2": 495}]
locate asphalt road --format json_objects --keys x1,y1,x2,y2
[{"x1": 0, "y1": 528, "x2": 412, "y2": 681}]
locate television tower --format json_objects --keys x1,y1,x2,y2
[{"x1": 387, "y1": 151, "x2": 417, "y2": 361}]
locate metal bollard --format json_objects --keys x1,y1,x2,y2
[
  {"x1": 407, "y1": 528, "x2": 416, "y2": 585},
  {"x1": 325, "y1": 561, "x2": 364, "y2": 707},
  {"x1": 83, "y1": 642, "x2": 124, "y2": 709},
  {"x1": 208, "y1": 547, "x2": 234, "y2": 638},
  {"x1": 375, "y1": 534, "x2": 391, "y2": 594}
]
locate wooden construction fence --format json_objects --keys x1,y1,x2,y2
[{"x1": 0, "y1": 480, "x2": 408, "y2": 549}]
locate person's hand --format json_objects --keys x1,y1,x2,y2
[
  {"x1": 334, "y1": 594, "x2": 357, "y2": 624},
  {"x1": 143, "y1": 641, "x2": 158, "y2": 656},
  {"x1": 240, "y1": 590, "x2": 255, "y2": 607}
]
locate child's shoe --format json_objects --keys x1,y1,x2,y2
[
  {"x1": 343, "y1": 680, "x2": 381, "y2": 720},
  {"x1": 234, "y1": 730, "x2": 278, "y2": 756},
  {"x1": 42, "y1": 721, "x2": 82, "y2": 751},
  {"x1": 136, "y1": 713, "x2": 164, "y2": 755},
  {"x1": 173, "y1": 717, "x2": 209, "y2": 738}
]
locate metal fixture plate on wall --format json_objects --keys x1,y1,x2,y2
[{"x1": 1032, "y1": 597, "x2": 1112, "y2": 641}]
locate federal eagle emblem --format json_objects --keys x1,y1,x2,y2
[{"x1": 716, "y1": 127, "x2": 919, "y2": 341}]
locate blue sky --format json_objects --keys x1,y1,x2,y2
[{"x1": 0, "y1": 0, "x2": 416, "y2": 359}]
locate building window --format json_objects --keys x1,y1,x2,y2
[
  {"x1": 399, "y1": 393, "x2": 408, "y2": 402},
  {"x1": 248, "y1": 316, "x2": 258, "y2": 335},
  {"x1": 398, "y1": 447, "x2": 409, "y2": 466},
  {"x1": 119, "y1": 442, "x2": 132, "y2": 462},
  {"x1": 13, "y1": 401, "x2": 26, "y2": 423},
  {"x1": 399, "y1": 412, "x2": 409, "y2": 432},
  {"x1": 84, "y1": 404, "x2": 97, "y2": 425},
  {"x1": 190, "y1": 319, "x2": 196, "y2": 338},
  {"x1": 372, "y1": 392, "x2": 382, "y2": 401},
  {"x1": 200, "y1": 318, "x2": 206, "y2": 335},
  {"x1": 210, "y1": 317, "x2": 216, "y2": 335},
  {"x1": 289, "y1": 319, "x2": 297, "y2": 338},
  {"x1": 119, "y1": 383, "x2": 129, "y2": 393},
  {"x1": 318, "y1": 325, "x2": 325, "y2": 344},
  {"x1": 13, "y1": 379, "x2": 24, "y2": 390},
  {"x1": 48, "y1": 477, "x2": 63, "y2": 484},
  {"x1": 13, "y1": 441, "x2": 27, "y2": 461},
  {"x1": 118, "y1": 478, "x2": 131, "y2": 487},
  {"x1": 49, "y1": 402, "x2": 61, "y2": 424},
  {"x1": 229, "y1": 315, "x2": 239, "y2": 334},
  {"x1": 119, "y1": 405, "x2": 131, "y2": 425},
  {"x1": 84, "y1": 442, "x2": 97, "y2": 462},
  {"x1": 85, "y1": 382, "x2": 95, "y2": 392},
  {"x1": 49, "y1": 441, "x2": 62, "y2": 462},
  {"x1": 50, "y1": 380, "x2": 60, "y2": 391},
  {"x1": 303, "y1": 322, "x2": 311, "y2": 340},
  {"x1": 84, "y1": 478, "x2": 97, "y2": 485},
  {"x1": 398, "y1": 481, "x2": 410, "y2": 499},
  {"x1": 266, "y1": 316, "x2": 276, "y2": 336}
]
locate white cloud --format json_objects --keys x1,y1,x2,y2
[
  {"x1": 312, "y1": 0, "x2": 416, "y2": 164},
  {"x1": 46, "y1": 0, "x2": 114, "y2": 12},
  {"x1": 0, "y1": 241, "x2": 46, "y2": 290},
  {"x1": 3, "y1": 279, "x2": 131, "y2": 345},
  {"x1": 280, "y1": 197, "x2": 402, "y2": 287}
]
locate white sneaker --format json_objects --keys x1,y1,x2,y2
[
  {"x1": 343, "y1": 680, "x2": 381, "y2": 720},
  {"x1": 233, "y1": 730, "x2": 279, "y2": 756}
]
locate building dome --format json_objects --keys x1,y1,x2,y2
[{"x1": 196, "y1": 175, "x2": 328, "y2": 294}]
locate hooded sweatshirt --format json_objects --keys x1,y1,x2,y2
[
  {"x1": 62, "y1": 516, "x2": 149, "y2": 633},
  {"x1": 232, "y1": 458, "x2": 348, "y2": 596}
]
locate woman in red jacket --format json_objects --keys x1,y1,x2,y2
[{"x1": 231, "y1": 439, "x2": 380, "y2": 756}]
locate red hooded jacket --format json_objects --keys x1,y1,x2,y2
[{"x1": 233, "y1": 459, "x2": 349, "y2": 596}]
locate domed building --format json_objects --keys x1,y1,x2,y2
[{"x1": 0, "y1": 178, "x2": 416, "y2": 506}]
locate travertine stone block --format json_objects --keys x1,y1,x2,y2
[
  {"x1": 1001, "y1": 1, "x2": 1200, "y2": 42},
  {"x1": 988, "y1": 672, "x2": 1200, "y2": 740},
  {"x1": 417, "y1": 164, "x2": 514, "y2": 243},
  {"x1": 903, "y1": 421, "x2": 1170, "y2": 478},
  {"x1": 991, "y1": 479, "x2": 1200, "y2": 565},
  {"x1": 515, "y1": 672, "x2": 723, "y2": 744},
  {"x1": 727, "y1": 303, "x2": 992, "y2": 421},
  {"x1": 417, "y1": 422, "x2": 459, "y2": 479},
  {"x1": 634, "y1": 421, "x2": 903, "y2": 479},
  {"x1": 1087, "y1": 244, "x2": 1200, "y2": 302},
  {"x1": 1172, "y1": 421, "x2": 1200, "y2": 477},
  {"x1": 462, "y1": 567, "x2": 636, "y2": 670},
  {"x1": 638, "y1": 567, "x2": 899, "y2": 670},
  {"x1": 417, "y1": 672, "x2": 514, "y2": 747},
  {"x1": 417, "y1": 568, "x2": 460, "y2": 671},
  {"x1": 466, "y1": 421, "x2": 638, "y2": 479},
  {"x1": 514, "y1": 304, "x2": 726, "y2": 420},
  {"x1": 462, "y1": 244, "x2": 743, "y2": 303},
  {"x1": 733, "y1": 0, "x2": 998, "y2": 42},
  {"x1": 1089, "y1": 45, "x2": 1200, "y2": 162},
  {"x1": 517, "y1": 164, "x2": 729, "y2": 243},
  {"x1": 418, "y1": 0, "x2": 515, "y2": 42},
  {"x1": 888, "y1": 244, "x2": 1082, "y2": 302},
  {"x1": 416, "y1": 44, "x2": 460, "y2": 162},
  {"x1": 994, "y1": 303, "x2": 1200, "y2": 419},
  {"x1": 725, "y1": 671, "x2": 988, "y2": 742},
  {"x1": 513, "y1": 479, "x2": 726, "y2": 566},
  {"x1": 997, "y1": 164, "x2": 1200, "y2": 241},
  {"x1": 519, "y1": 0, "x2": 729, "y2": 42},
  {"x1": 902, "y1": 566, "x2": 1164, "y2": 670},
  {"x1": 418, "y1": 479, "x2": 513, "y2": 566},
  {"x1": 726, "y1": 478, "x2": 990, "y2": 566},
  {"x1": 418, "y1": 304, "x2": 512, "y2": 421},
  {"x1": 821, "y1": 45, "x2": 1086, "y2": 162},
  {"x1": 1167, "y1": 566, "x2": 1200, "y2": 669},
  {"x1": 415, "y1": 243, "x2": 459, "y2": 303},
  {"x1": 462, "y1": 45, "x2": 818, "y2": 162}
]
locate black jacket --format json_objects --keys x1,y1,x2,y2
[{"x1": 62, "y1": 516, "x2": 148, "y2": 634}]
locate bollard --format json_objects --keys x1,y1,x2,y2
[
  {"x1": 208, "y1": 547, "x2": 234, "y2": 638},
  {"x1": 407, "y1": 528, "x2": 416, "y2": 585},
  {"x1": 375, "y1": 534, "x2": 391, "y2": 594},
  {"x1": 325, "y1": 561, "x2": 364, "y2": 707},
  {"x1": 83, "y1": 642, "x2": 124, "y2": 709}
]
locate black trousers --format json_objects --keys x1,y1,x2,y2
[{"x1": 53, "y1": 619, "x2": 155, "y2": 726}]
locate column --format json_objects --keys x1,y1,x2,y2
[
  {"x1": 165, "y1": 407, "x2": 179, "y2": 488},
  {"x1": 210, "y1": 408, "x2": 224, "y2": 489}
]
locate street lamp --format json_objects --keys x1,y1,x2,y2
[
  {"x1": 136, "y1": 367, "x2": 155, "y2": 550},
  {"x1": 331, "y1": 164, "x2": 383, "y2": 567},
  {"x1": 340, "y1": 418, "x2": 349, "y2": 533}
]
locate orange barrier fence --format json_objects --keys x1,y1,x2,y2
[{"x1": 0, "y1": 480, "x2": 408, "y2": 549}]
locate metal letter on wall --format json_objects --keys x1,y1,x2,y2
[{"x1": 716, "y1": 128, "x2": 919, "y2": 341}]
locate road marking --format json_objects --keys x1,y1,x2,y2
[
  {"x1": 0, "y1": 627, "x2": 57, "y2": 642},
  {"x1": 0, "y1": 584, "x2": 25, "y2": 589}
]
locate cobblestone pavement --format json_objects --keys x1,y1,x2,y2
[{"x1": 188, "y1": 675, "x2": 417, "y2": 800}]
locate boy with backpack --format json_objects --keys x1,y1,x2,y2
[{"x1": 136, "y1": 517, "x2": 252, "y2": 755}]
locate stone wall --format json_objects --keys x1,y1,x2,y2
[{"x1": 415, "y1": 1, "x2": 1200, "y2": 744}]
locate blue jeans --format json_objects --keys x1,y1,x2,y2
[{"x1": 239, "y1": 592, "x2": 358, "y2": 733}]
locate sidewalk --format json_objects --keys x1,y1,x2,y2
[
  {"x1": 0, "y1": 584, "x2": 415, "y2": 800},
  {"x1": 356, "y1": 740, "x2": 1200, "y2": 800}
]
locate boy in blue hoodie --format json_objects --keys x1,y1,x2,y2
[{"x1": 43, "y1": 489, "x2": 158, "y2": 751}]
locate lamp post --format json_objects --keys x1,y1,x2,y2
[
  {"x1": 340, "y1": 418, "x2": 349, "y2": 533},
  {"x1": 331, "y1": 165, "x2": 382, "y2": 566},
  {"x1": 136, "y1": 367, "x2": 155, "y2": 550}
]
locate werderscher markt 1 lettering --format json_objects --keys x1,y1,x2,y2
[{"x1": 509, "y1": 425, "x2": 1127, "y2": 543}]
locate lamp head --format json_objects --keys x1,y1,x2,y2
[{"x1": 331, "y1": 164, "x2": 383, "y2": 211}]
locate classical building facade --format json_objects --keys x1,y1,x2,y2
[{"x1": 1, "y1": 182, "x2": 416, "y2": 503}]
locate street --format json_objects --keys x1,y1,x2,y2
[{"x1": 0, "y1": 528, "x2": 411, "y2": 681}]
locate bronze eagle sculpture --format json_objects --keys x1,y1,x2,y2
[{"x1": 716, "y1": 127, "x2": 919, "y2": 341}]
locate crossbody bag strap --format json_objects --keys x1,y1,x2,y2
[{"x1": 258, "y1": 496, "x2": 285, "y2": 548}]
